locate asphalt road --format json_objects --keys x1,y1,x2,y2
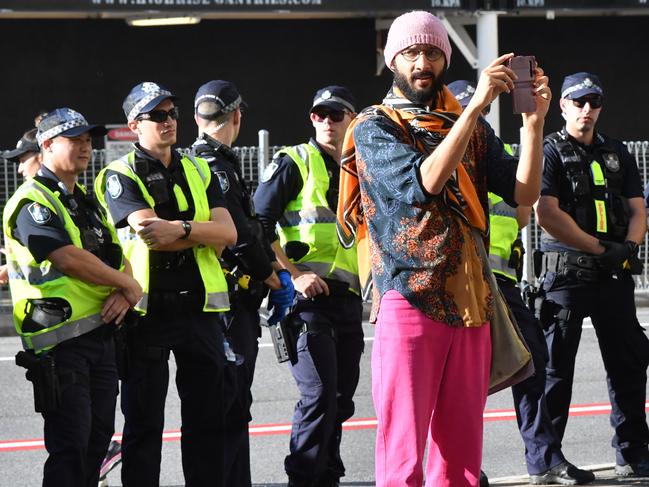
[{"x1": 0, "y1": 311, "x2": 648, "y2": 487}]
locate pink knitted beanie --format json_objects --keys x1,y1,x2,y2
[{"x1": 384, "y1": 11, "x2": 452, "y2": 69}]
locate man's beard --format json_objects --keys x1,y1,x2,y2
[{"x1": 394, "y1": 69, "x2": 446, "y2": 106}]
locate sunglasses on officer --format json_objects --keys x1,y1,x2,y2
[
  {"x1": 571, "y1": 95, "x2": 603, "y2": 109},
  {"x1": 311, "y1": 109, "x2": 348, "y2": 123},
  {"x1": 137, "y1": 106, "x2": 180, "y2": 123}
]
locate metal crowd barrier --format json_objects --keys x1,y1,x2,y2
[{"x1": 2, "y1": 137, "x2": 649, "y2": 296}]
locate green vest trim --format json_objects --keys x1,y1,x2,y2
[
  {"x1": 3, "y1": 179, "x2": 123, "y2": 353},
  {"x1": 275, "y1": 143, "x2": 360, "y2": 294},
  {"x1": 95, "y1": 151, "x2": 229, "y2": 314}
]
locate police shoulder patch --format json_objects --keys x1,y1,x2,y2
[
  {"x1": 215, "y1": 170, "x2": 230, "y2": 193},
  {"x1": 106, "y1": 174, "x2": 123, "y2": 199},
  {"x1": 603, "y1": 153, "x2": 620, "y2": 172},
  {"x1": 261, "y1": 161, "x2": 279, "y2": 183},
  {"x1": 27, "y1": 202, "x2": 52, "y2": 224}
]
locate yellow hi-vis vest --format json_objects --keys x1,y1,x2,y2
[
  {"x1": 95, "y1": 151, "x2": 229, "y2": 315},
  {"x1": 488, "y1": 192, "x2": 519, "y2": 282},
  {"x1": 276, "y1": 143, "x2": 360, "y2": 295},
  {"x1": 488, "y1": 143, "x2": 519, "y2": 282},
  {"x1": 2, "y1": 179, "x2": 124, "y2": 353}
]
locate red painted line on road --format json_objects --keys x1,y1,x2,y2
[{"x1": 1, "y1": 402, "x2": 647, "y2": 453}]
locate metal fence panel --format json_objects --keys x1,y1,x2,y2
[{"x1": 2, "y1": 139, "x2": 649, "y2": 299}]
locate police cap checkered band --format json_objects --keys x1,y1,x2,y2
[
  {"x1": 195, "y1": 94, "x2": 243, "y2": 117},
  {"x1": 124, "y1": 82, "x2": 175, "y2": 121},
  {"x1": 447, "y1": 80, "x2": 476, "y2": 108},
  {"x1": 36, "y1": 108, "x2": 89, "y2": 145},
  {"x1": 194, "y1": 80, "x2": 246, "y2": 119}
]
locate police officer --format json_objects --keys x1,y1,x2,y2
[
  {"x1": 94, "y1": 82, "x2": 237, "y2": 486},
  {"x1": 448, "y1": 79, "x2": 596, "y2": 486},
  {"x1": 536, "y1": 72, "x2": 649, "y2": 478},
  {"x1": 2, "y1": 128, "x2": 42, "y2": 179},
  {"x1": 254, "y1": 86, "x2": 364, "y2": 487},
  {"x1": 1, "y1": 128, "x2": 43, "y2": 285},
  {"x1": 2, "y1": 108, "x2": 142, "y2": 487},
  {"x1": 190, "y1": 79, "x2": 295, "y2": 486}
]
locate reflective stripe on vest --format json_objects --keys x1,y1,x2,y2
[
  {"x1": 22, "y1": 313, "x2": 104, "y2": 351},
  {"x1": 7, "y1": 260, "x2": 65, "y2": 285},
  {"x1": 276, "y1": 143, "x2": 360, "y2": 294},
  {"x1": 95, "y1": 151, "x2": 230, "y2": 314},
  {"x1": 488, "y1": 192, "x2": 519, "y2": 282},
  {"x1": 2, "y1": 180, "x2": 123, "y2": 352},
  {"x1": 279, "y1": 207, "x2": 337, "y2": 227},
  {"x1": 591, "y1": 160, "x2": 607, "y2": 233},
  {"x1": 297, "y1": 262, "x2": 359, "y2": 288}
]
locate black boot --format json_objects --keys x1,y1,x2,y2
[{"x1": 480, "y1": 469, "x2": 490, "y2": 487}]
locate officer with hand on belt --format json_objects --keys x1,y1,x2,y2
[
  {"x1": 95, "y1": 82, "x2": 237, "y2": 486},
  {"x1": 536, "y1": 72, "x2": 649, "y2": 478},
  {"x1": 254, "y1": 86, "x2": 364, "y2": 487},
  {"x1": 3, "y1": 108, "x2": 142, "y2": 486},
  {"x1": 191, "y1": 79, "x2": 294, "y2": 486}
]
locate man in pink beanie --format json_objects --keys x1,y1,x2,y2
[{"x1": 336, "y1": 10, "x2": 552, "y2": 487}]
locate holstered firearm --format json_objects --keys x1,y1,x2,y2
[
  {"x1": 15, "y1": 350, "x2": 61, "y2": 413},
  {"x1": 113, "y1": 310, "x2": 138, "y2": 381}
]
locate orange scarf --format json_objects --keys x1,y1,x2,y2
[{"x1": 336, "y1": 85, "x2": 486, "y2": 294}]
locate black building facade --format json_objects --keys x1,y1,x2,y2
[{"x1": 1, "y1": 11, "x2": 648, "y2": 149}]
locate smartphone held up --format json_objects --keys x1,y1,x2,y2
[{"x1": 508, "y1": 55, "x2": 537, "y2": 114}]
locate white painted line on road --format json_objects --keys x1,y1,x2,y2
[{"x1": 2, "y1": 324, "x2": 646, "y2": 358}]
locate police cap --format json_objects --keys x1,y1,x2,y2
[
  {"x1": 123, "y1": 82, "x2": 178, "y2": 121},
  {"x1": 194, "y1": 80, "x2": 247, "y2": 120},
  {"x1": 311, "y1": 86, "x2": 356, "y2": 113},
  {"x1": 447, "y1": 80, "x2": 477, "y2": 108},
  {"x1": 3, "y1": 129, "x2": 40, "y2": 162},
  {"x1": 561, "y1": 72, "x2": 604, "y2": 100},
  {"x1": 36, "y1": 108, "x2": 107, "y2": 145}
]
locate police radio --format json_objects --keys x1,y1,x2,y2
[
  {"x1": 266, "y1": 320, "x2": 291, "y2": 363},
  {"x1": 262, "y1": 312, "x2": 298, "y2": 364}
]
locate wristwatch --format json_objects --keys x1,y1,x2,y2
[{"x1": 180, "y1": 220, "x2": 192, "y2": 239}]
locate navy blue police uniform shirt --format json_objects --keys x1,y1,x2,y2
[
  {"x1": 192, "y1": 136, "x2": 275, "y2": 282},
  {"x1": 253, "y1": 138, "x2": 341, "y2": 243},
  {"x1": 540, "y1": 129, "x2": 643, "y2": 252},
  {"x1": 103, "y1": 144, "x2": 225, "y2": 291},
  {"x1": 13, "y1": 166, "x2": 120, "y2": 268}
]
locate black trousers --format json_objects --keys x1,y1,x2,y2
[
  {"x1": 42, "y1": 325, "x2": 118, "y2": 487},
  {"x1": 120, "y1": 308, "x2": 225, "y2": 487},
  {"x1": 284, "y1": 292, "x2": 364, "y2": 485},
  {"x1": 498, "y1": 278, "x2": 565, "y2": 474},
  {"x1": 541, "y1": 271, "x2": 649, "y2": 465},
  {"x1": 221, "y1": 292, "x2": 263, "y2": 487}
]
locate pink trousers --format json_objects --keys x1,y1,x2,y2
[{"x1": 372, "y1": 290, "x2": 491, "y2": 487}]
